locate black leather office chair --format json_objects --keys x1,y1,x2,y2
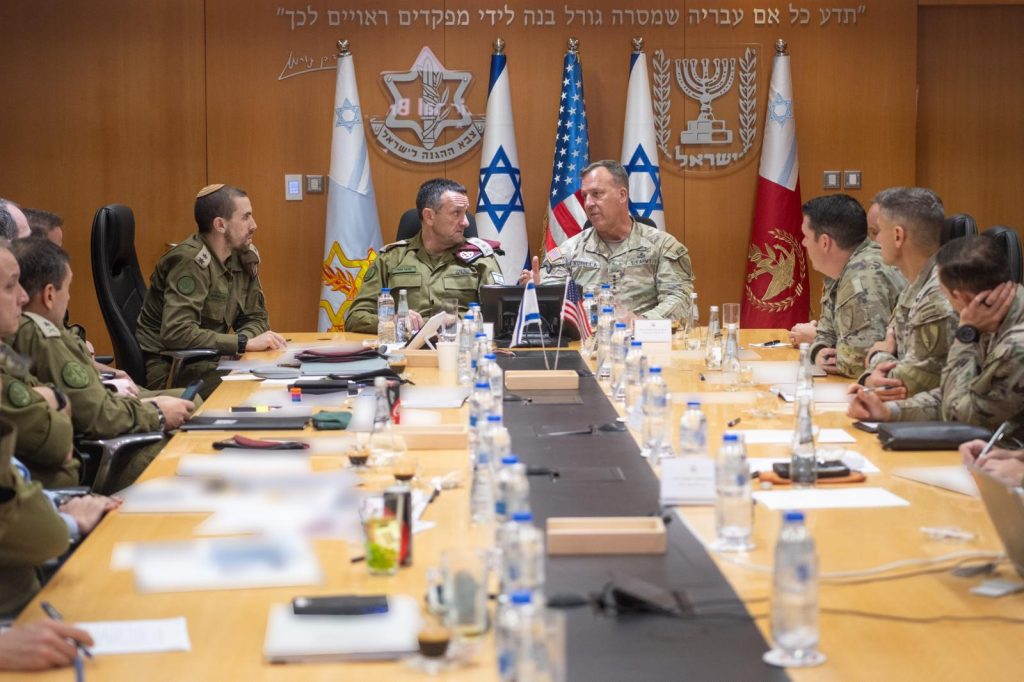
[
  {"x1": 395, "y1": 208, "x2": 479, "y2": 241},
  {"x1": 942, "y1": 213, "x2": 979, "y2": 245},
  {"x1": 90, "y1": 204, "x2": 216, "y2": 387},
  {"x1": 983, "y1": 225, "x2": 1023, "y2": 284}
]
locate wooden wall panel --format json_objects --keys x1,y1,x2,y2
[
  {"x1": 204, "y1": 0, "x2": 919, "y2": 331},
  {"x1": 0, "y1": 0, "x2": 207, "y2": 355},
  {"x1": 917, "y1": 6, "x2": 1024, "y2": 233}
]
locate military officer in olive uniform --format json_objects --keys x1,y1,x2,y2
[
  {"x1": 850, "y1": 236, "x2": 1024, "y2": 445},
  {"x1": 858, "y1": 188, "x2": 958, "y2": 400},
  {"x1": 0, "y1": 243, "x2": 75, "y2": 488},
  {"x1": 519, "y1": 160, "x2": 695, "y2": 322},
  {"x1": 801, "y1": 194, "x2": 905, "y2": 377},
  {"x1": 136, "y1": 185, "x2": 286, "y2": 397},
  {"x1": 9, "y1": 240, "x2": 197, "y2": 490},
  {"x1": 0, "y1": 417, "x2": 70, "y2": 617},
  {"x1": 346, "y1": 178, "x2": 505, "y2": 333}
]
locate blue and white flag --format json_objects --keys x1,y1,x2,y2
[
  {"x1": 511, "y1": 281, "x2": 542, "y2": 346},
  {"x1": 620, "y1": 43, "x2": 664, "y2": 230},
  {"x1": 476, "y1": 44, "x2": 528, "y2": 281},
  {"x1": 320, "y1": 43, "x2": 384, "y2": 332}
]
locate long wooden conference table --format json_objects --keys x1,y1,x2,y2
[{"x1": 5, "y1": 330, "x2": 1021, "y2": 681}]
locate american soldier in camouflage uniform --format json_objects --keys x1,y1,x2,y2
[
  {"x1": 849, "y1": 236, "x2": 1024, "y2": 445},
  {"x1": 136, "y1": 185, "x2": 285, "y2": 396},
  {"x1": 346, "y1": 178, "x2": 504, "y2": 334},
  {"x1": 522, "y1": 160, "x2": 694, "y2": 322},
  {"x1": 860, "y1": 257, "x2": 957, "y2": 395},
  {"x1": 809, "y1": 238, "x2": 904, "y2": 376}
]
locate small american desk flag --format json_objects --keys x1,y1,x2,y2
[{"x1": 561, "y1": 279, "x2": 591, "y2": 341}]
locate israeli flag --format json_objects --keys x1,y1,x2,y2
[
  {"x1": 511, "y1": 281, "x2": 542, "y2": 347},
  {"x1": 620, "y1": 46, "x2": 665, "y2": 230},
  {"x1": 476, "y1": 46, "x2": 528, "y2": 280},
  {"x1": 320, "y1": 45, "x2": 384, "y2": 332}
]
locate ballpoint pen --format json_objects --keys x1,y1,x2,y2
[
  {"x1": 978, "y1": 421, "x2": 1010, "y2": 460},
  {"x1": 727, "y1": 417, "x2": 742, "y2": 428},
  {"x1": 41, "y1": 601, "x2": 93, "y2": 660}
]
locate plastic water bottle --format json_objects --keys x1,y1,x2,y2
[
  {"x1": 487, "y1": 421, "x2": 511, "y2": 475},
  {"x1": 395, "y1": 289, "x2": 410, "y2": 343},
  {"x1": 595, "y1": 306, "x2": 615, "y2": 383},
  {"x1": 767, "y1": 511, "x2": 823, "y2": 667},
  {"x1": 497, "y1": 591, "x2": 541, "y2": 682},
  {"x1": 372, "y1": 376, "x2": 392, "y2": 430},
  {"x1": 500, "y1": 511, "x2": 545, "y2": 595},
  {"x1": 598, "y1": 282, "x2": 614, "y2": 313},
  {"x1": 468, "y1": 301, "x2": 483, "y2": 326},
  {"x1": 376, "y1": 287, "x2": 396, "y2": 344},
  {"x1": 791, "y1": 392, "x2": 817, "y2": 487},
  {"x1": 495, "y1": 456, "x2": 529, "y2": 521},
  {"x1": 796, "y1": 342, "x2": 814, "y2": 411},
  {"x1": 623, "y1": 340, "x2": 647, "y2": 428},
  {"x1": 468, "y1": 380, "x2": 495, "y2": 460},
  {"x1": 470, "y1": 443, "x2": 496, "y2": 524},
  {"x1": 457, "y1": 312, "x2": 477, "y2": 385},
  {"x1": 478, "y1": 352, "x2": 504, "y2": 418},
  {"x1": 472, "y1": 332, "x2": 491, "y2": 376},
  {"x1": 610, "y1": 322, "x2": 630, "y2": 400},
  {"x1": 705, "y1": 305, "x2": 722, "y2": 369},
  {"x1": 641, "y1": 366, "x2": 669, "y2": 462},
  {"x1": 678, "y1": 401, "x2": 708, "y2": 456},
  {"x1": 714, "y1": 433, "x2": 754, "y2": 552}
]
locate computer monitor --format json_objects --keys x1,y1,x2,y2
[
  {"x1": 970, "y1": 467, "x2": 1024, "y2": 577},
  {"x1": 479, "y1": 284, "x2": 580, "y2": 348}
]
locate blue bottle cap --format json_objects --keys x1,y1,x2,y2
[
  {"x1": 631, "y1": 340, "x2": 643, "y2": 347},
  {"x1": 687, "y1": 401, "x2": 701, "y2": 408},
  {"x1": 485, "y1": 353, "x2": 497, "y2": 360},
  {"x1": 464, "y1": 311, "x2": 475, "y2": 320},
  {"x1": 510, "y1": 591, "x2": 532, "y2": 604},
  {"x1": 584, "y1": 292, "x2": 594, "y2": 298},
  {"x1": 512, "y1": 511, "x2": 533, "y2": 522},
  {"x1": 476, "y1": 332, "x2": 487, "y2": 338},
  {"x1": 380, "y1": 287, "x2": 390, "y2": 293},
  {"x1": 649, "y1": 366, "x2": 662, "y2": 374},
  {"x1": 615, "y1": 322, "x2": 627, "y2": 328},
  {"x1": 487, "y1": 414, "x2": 502, "y2": 422},
  {"x1": 601, "y1": 283, "x2": 611, "y2": 289},
  {"x1": 602, "y1": 306, "x2": 614, "y2": 314},
  {"x1": 475, "y1": 381, "x2": 489, "y2": 389},
  {"x1": 502, "y1": 455, "x2": 519, "y2": 465},
  {"x1": 723, "y1": 433, "x2": 739, "y2": 442},
  {"x1": 783, "y1": 510, "x2": 805, "y2": 523}
]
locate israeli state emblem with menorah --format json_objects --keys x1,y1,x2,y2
[{"x1": 652, "y1": 45, "x2": 762, "y2": 174}]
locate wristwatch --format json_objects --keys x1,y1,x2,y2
[
  {"x1": 154, "y1": 405, "x2": 167, "y2": 432},
  {"x1": 237, "y1": 334, "x2": 248, "y2": 355},
  {"x1": 955, "y1": 325, "x2": 980, "y2": 344}
]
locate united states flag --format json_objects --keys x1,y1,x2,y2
[
  {"x1": 561, "y1": 278, "x2": 592, "y2": 341},
  {"x1": 544, "y1": 39, "x2": 590, "y2": 252}
]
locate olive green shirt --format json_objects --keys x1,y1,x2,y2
[
  {"x1": 860, "y1": 257, "x2": 958, "y2": 396},
  {"x1": 346, "y1": 233, "x2": 504, "y2": 333},
  {"x1": 0, "y1": 417, "x2": 70, "y2": 617},
  {"x1": 890, "y1": 285, "x2": 1024, "y2": 444},
  {"x1": 539, "y1": 221, "x2": 695, "y2": 321},
  {"x1": 0, "y1": 343, "x2": 77, "y2": 488},
  {"x1": 136, "y1": 233, "x2": 270, "y2": 388},
  {"x1": 811, "y1": 239, "x2": 905, "y2": 377}
]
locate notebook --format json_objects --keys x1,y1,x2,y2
[
  {"x1": 180, "y1": 416, "x2": 310, "y2": 431},
  {"x1": 970, "y1": 467, "x2": 1024, "y2": 577},
  {"x1": 263, "y1": 595, "x2": 420, "y2": 662}
]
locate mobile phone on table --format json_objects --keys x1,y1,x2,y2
[
  {"x1": 292, "y1": 595, "x2": 389, "y2": 616},
  {"x1": 181, "y1": 379, "x2": 204, "y2": 401},
  {"x1": 772, "y1": 461, "x2": 851, "y2": 479},
  {"x1": 852, "y1": 420, "x2": 879, "y2": 434}
]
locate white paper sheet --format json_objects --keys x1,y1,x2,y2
[
  {"x1": 176, "y1": 454, "x2": 312, "y2": 478},
  {"x1": 892, "y1": 466, "x2": 980, "y2": 497},
  {"x1": 753, "y1": 487, "x2": 910, "y2": 510},
  {"x1": 399, "y1": 385, "x2": 470, "y2": 409},
  {"x1": 736, "y1": 428, "x2": 856, "y2": 445},
  {"x1": 78, "y1": 617, "x2": 191, "y2": 655},
  {"x1": 220, "y1": 373, "x2": 262, "y2": 382}
]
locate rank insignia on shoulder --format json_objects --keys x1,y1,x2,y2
[
  {"x1": 455, "y1": 238, "x2": 503, "y2": 265},
  {"x1": 380, "y1": 240, "x2": 409, "y2": 254},
  {"x1": 194, "y1": 246, "x2": 212, "y2": 269},
  {"x1": 24, "y1": 312, "x2": 61, "y2": 339}
]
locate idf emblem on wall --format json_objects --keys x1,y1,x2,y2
[
  {"x1": 369, "y1": 46, "x2": 485, "y2": 164},
  {"x1": 652, "y1": 45, "x2": 761, "y2": 174}
]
